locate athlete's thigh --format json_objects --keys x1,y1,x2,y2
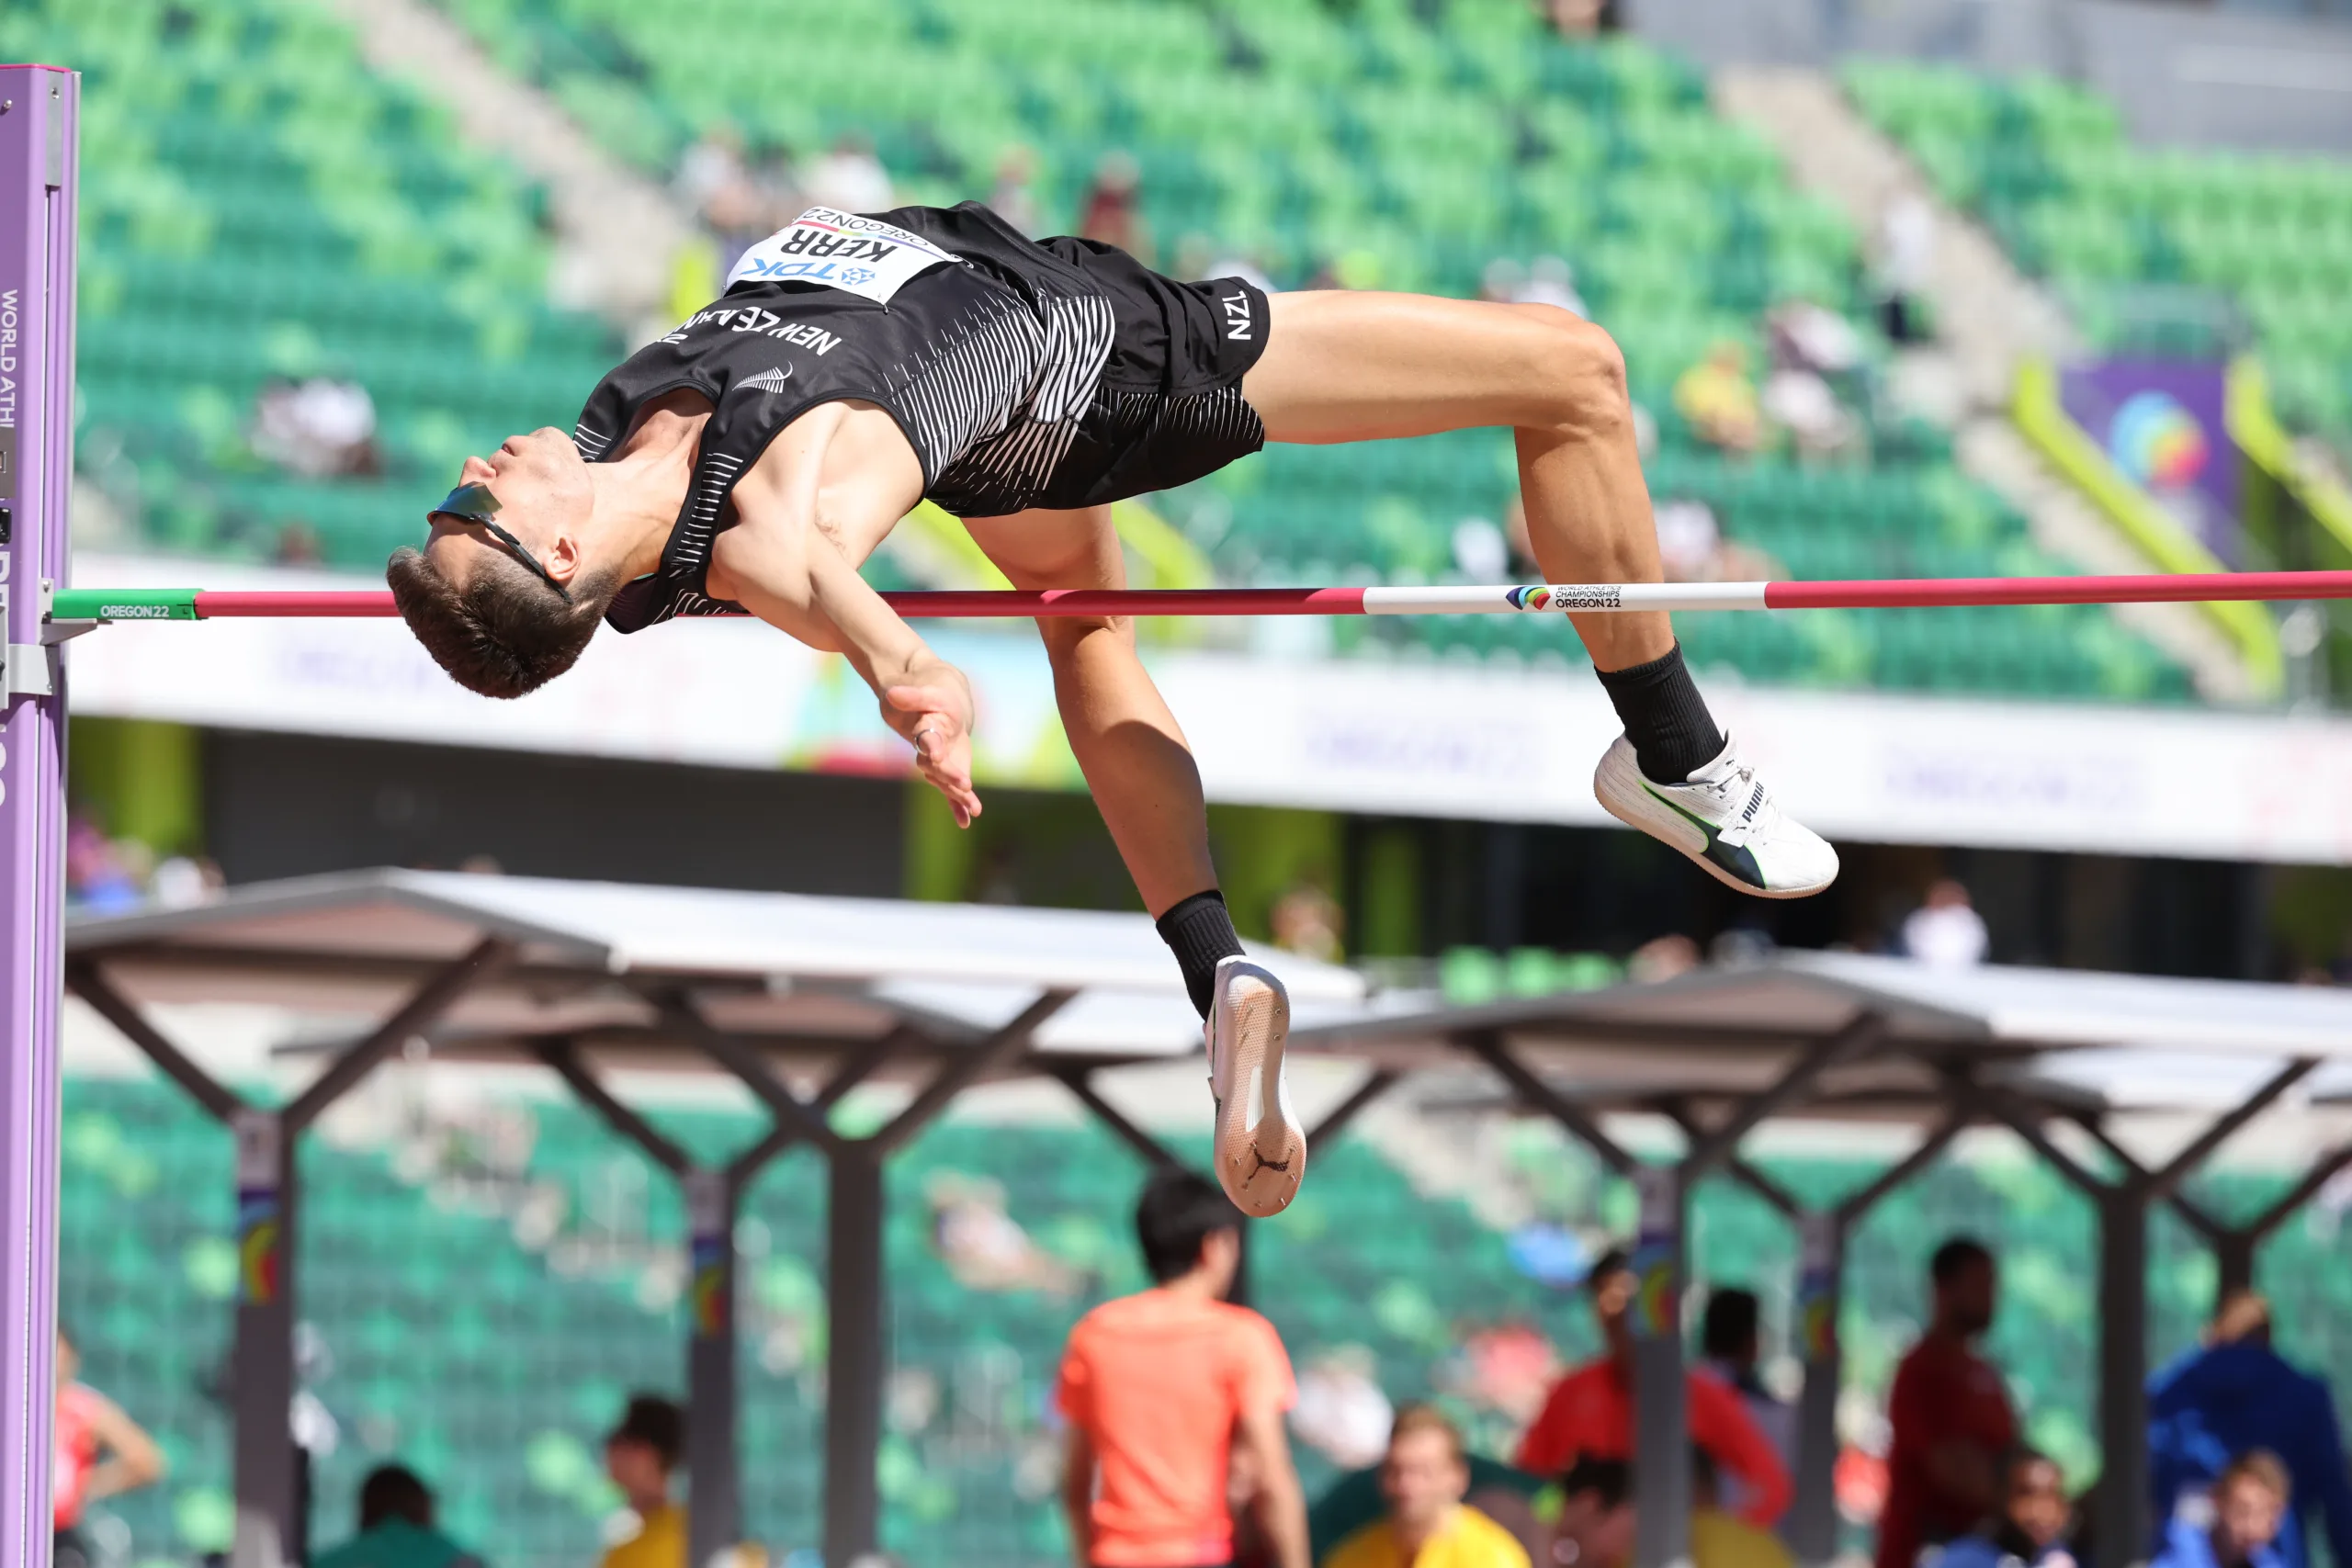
[
  {"x1": 1240, "y1": 289, "x2": 1597, "y2": 444},
  {"x1": 962, "y1": 505, "x2": 1126, "y2": 592}
]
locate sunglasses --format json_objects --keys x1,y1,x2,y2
[{"x1": 428, "y1": 481, "x2": 571, "y2": 603}]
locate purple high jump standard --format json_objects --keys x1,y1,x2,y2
[{"x1": 0, "y1": 62, "x2": 77, "y2": 1568}]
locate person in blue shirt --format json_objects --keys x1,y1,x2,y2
[
  {"x1": 2149, "y1": 1291, "x2": 2352, "y2": 1568},
  {"x1": 1936, "y1": 1448, "x2": 2078, "y2": 1568},
  {"x1": 2152, "y1": 1451, "x2": 2292, "y2": 1568}
]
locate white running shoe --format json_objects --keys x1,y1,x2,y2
[
  {"x1": 1593, "y1": 734, "x2": 1838, "y2": 899},
  {"x1": 1206, "y1": 954, "x2": 1303, "y2": 1218}
]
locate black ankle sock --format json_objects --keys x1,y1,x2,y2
[
  {"x1": 1156, "y1": 889, "x2": 1244, "y2": 1020},
  {"x1": 1594, "y1": 644, "x2": 1725, "y2": 784}
]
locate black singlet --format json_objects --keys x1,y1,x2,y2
[{"x1": 585, "y1": 202, "x2": 1270, "y2": 633}]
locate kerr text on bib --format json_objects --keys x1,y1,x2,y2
[{"x1": 726, "y1": 208, "x2": 960, "y2": 303}]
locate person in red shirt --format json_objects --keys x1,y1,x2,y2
[
  {"x1": 1876, "y1": 1236, "x2": 2018, "y2": 1568},
  {"x1": 1058, "y1": 1168, "x2": 1309, "y2": 1568},
  {"x1": 1515, "y1": 1249, "x2": 1791, "y2": 1526},
  {"x1": 53, "y1": 1324, "x2": 167, "y2": 1568}
]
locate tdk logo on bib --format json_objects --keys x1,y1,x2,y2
[{"x1": 727, "y1": 208, "x2": 959, "y2": 304}]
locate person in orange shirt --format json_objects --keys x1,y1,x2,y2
[
  {"x1": 1058, "y1": 1168, "x2": 1310, "y2": 1568},
  {"x1": 1514, "y1": 1249, "x2": 1790, "y2": 1526}
]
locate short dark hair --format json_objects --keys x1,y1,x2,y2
[
  {"x1": 1560, "y1": 1455, "x2": 1633, "y2": 1508},
  {"x1": 607, "y1": 1393, "x2": 685, "y2": 1471},
  {"x1": 1586, "y1": 1246, "x2": 1631, "y2": 1292},
  {"x1": 386, "y1": 546, "x2": 617, "y2": 699},
  {"x1": 1702, "y1": 1287, "x2": 1760, "y2": 1359},
  {"x1": 358, "y1": 1464, "x2": 433, "y2": 1529},
  {"x1": 1931, "y1": 1235, "x2": 1994, "y2": 1286},
  {"x1": 1135, "y1": 1167, "x2": 1240, "y2": 1283}
]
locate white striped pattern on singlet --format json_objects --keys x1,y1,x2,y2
[{"x1": 896, "y1": 289, "x2": 1116, "y2": 514}]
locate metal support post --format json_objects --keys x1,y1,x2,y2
[
  {"x1": 825, "y1": 1144, "x2": 888, "y2": 1567},
  {"x1": 1788, "y1": 1213, "x2": 1845, "y2": 1568},
  {"x1": 231, "y1": 1110, "x2": 300, "y2": 1568},
  {"x1": 685, "y1": 1168, "x2": 741, "y2": 1567},
  {"x1": 0, "y1": 64, "x2": 75, "y2": 1568},
  {"x1": 2097, "y1": 1185, "x2": 2153, "y2": 1568},
  {"x1": 1632, "y1": 1164, "x2": 1691, "y2": 1568}
]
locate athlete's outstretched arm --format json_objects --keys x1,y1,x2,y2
[{"x1": 715, "y1": 400, "x2": 984, "y2": 824}]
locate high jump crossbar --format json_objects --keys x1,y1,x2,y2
[{"x1": 40, "y1": 570, "x2": 2352, "y2": 623}]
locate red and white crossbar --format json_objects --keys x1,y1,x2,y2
[{"x1": 50, "y1": 570, "x2": 2352, "y2": 623}]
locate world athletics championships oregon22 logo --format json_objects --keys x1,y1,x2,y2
[
  {"x1": 1510, "y1": 584, "x2": 1622, "y2": 611},
  {"x1": 2109, "y1": 389, "x2": 2210, "y2": 491}
]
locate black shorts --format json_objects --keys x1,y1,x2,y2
[{"x1": 1011, "y1": 237, "x2": 1270, "y2": 513}]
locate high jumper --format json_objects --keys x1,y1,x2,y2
[{"x1": 386, "y1": 201, "x2": 1839, "y2": 1215}]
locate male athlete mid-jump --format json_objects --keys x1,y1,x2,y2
[{"x1": 390, "y1": 202, "x2": 1838, "y2": 1217}]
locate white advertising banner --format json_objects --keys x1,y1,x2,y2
[{"x1": 64, "y1": 558, "x2": 2352, "y2": 866}]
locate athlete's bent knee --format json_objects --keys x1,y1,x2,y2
[{"x1": 1518, "y1": 306, "x2": 1630, "y2": 439}]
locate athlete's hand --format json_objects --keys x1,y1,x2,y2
[{"x1": 883, "y1": 671, "x2": 982, "y2": 827}]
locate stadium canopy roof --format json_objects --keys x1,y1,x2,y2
[
  {"x1": 62, "y1": 876, "x2": 2352, "y2": 1568},
  {"x1": 1292, "y1": 952, "x2": 2352, "y2": 1568},
  {"x1": 1295, "y1": 947, "x2": 2352, "y2": 1110},
  {"x1": 61, "y1": 869, "x2": 1375, "y2": 1567}
]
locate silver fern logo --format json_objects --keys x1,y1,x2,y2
[{"x1": 741, "y1": 366, "x2": 795, "y2": 394}]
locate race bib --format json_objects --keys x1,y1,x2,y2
[{"x1": 726, "y1": 208, "x2": 959, "y2": 303}]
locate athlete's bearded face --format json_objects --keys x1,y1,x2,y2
[{"x1": 424, "y1": 428, "x2": 594, "y2": 592}]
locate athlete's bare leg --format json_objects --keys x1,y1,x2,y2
[
  {"x1": 1240, "y1": 291, "x2": 1673, "y2": 673},
  {"x1": 961, "y1": 505, "x2": 1216, "y2": 916}
]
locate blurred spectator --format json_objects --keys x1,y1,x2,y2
[
  {"x1": 2154, "y1": 1452, "x2": 2293, "y2": 1568},
  {"x1": 1767, "y1": 299, "x2": 1865, "y2": 378},
  {"x1": 989, "y1": 144, "x2": 1044, "y2": 237},
  {"x1": 53, "y1": 1325, "x2": 166, "y2": 1568},
  {"x1": 1675, "y1": 344, "x2": 1764, "y2": 456},
  {"x1": 1699, "y1": 1289, "x2": 1795, "y2": 1519},
  {"x1": 1452, "y1": 515, "x2": 1512, "y2": 581},
  {"x1": 66, "y1": 815, "x2": 146, "y2": 913},
  {"x1": 600, "y1": 1395, "x2": 685, "y2": 1568},
  {"x1": 1873, "y1": 195, "x2": 1937, "y2": 345},
  {"x1": 1058, "y1": 1168, "x2": 1308, "y2": 1568},
  {"x1": 1933, "y1": 1448, "x2": 2076, "y2": 1568},
  {"x1": 675, "y1": 122, "x2": 752, "y2": 219},
  {"x1": 1652, "y1": 500, "x2": 1782, "y2": 585},
  {"x1": 151, "y1": 853, "x2": 224, "y2": 909},
  {"x1": 1291, "y1": 1348, "x2": 1395, "y2": 1471},
  {"x1": 1902, "y1": 880, "x2": 1989, "y2": 969},
  {"x1": 311, "y1": 1464, "x2": 486, "y2": 1568},
  {"x1": 1322, "y1": 1406, "x2": 1530, "y2": 1568},
  {"x1": 1480, "y1": 256, "x2": 1587, "y2": 317},
  {"x1": 1877, "y1": 1237, "x2": 2015, "y2": 1568},
  {"x1": 1516, "y1": 1249, "x2": 1791, "y2": 1526},
  {"x1": 2150, "y1": 1291, "x2": 2352, "y2": 1568},
  {"x1": 1080, "y1": 152, "x2": 1152, "y2": 265},
  {"x1": 275, "y1": 521, "x2": 325, "y2": 567},
  {"x1": 252, "y1": 376, "x2": 381, "y2": 479},
  {"x1": 1272, "y1": 883, "x2": 1346, "y2": 964},
  {"x1": 1760, "y1": 368, "x2": 1860, "y2": 462},
  {"x1": 1629, "y1": 932, "x2": 1702, "y2": 984},
  {"x1": 801, "y1": 132, "x2": 891, "y2": 215},
  {"x1": 1518, "y1": 256, "x2": 1588, "y2": 317},
  {"x1": 1536, "y1": 0, "x2": 1616, "y2": 37},
  {"x1": 926, "y1": 1171, "x2": 1082, "y2": 1296},
  {"x1": 1553, "y1": 1450, "x2": 1792, "y2": 1568}
]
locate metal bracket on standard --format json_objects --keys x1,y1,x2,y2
[{"x1": 0, "y1": 584, "x2": 58, "y2": 697}]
